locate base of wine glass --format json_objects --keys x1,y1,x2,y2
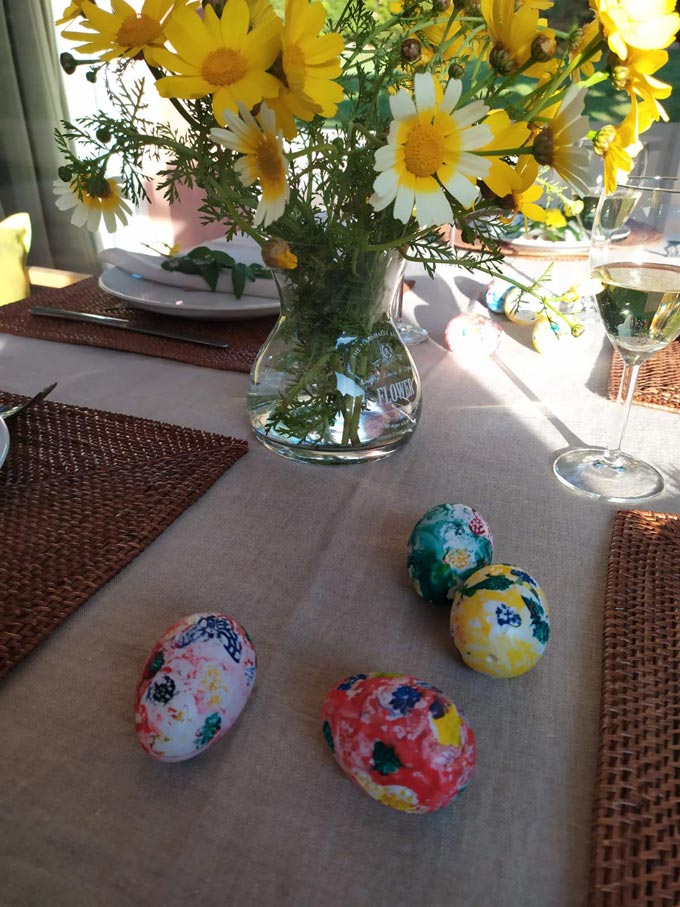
[
  {"x1": 397, "y1": 320, "x2": 429, "y2": 345},
  {"x1": 553, "y1": 447, "x2": 663, "y2": 503}
]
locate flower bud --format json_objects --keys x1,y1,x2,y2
[
  {"x1": 59, "y1": 52, "x2": 77, "y2": 75},
  {"x1": 460, "y1": 224, "x2": 476, "y2": 245},
  {"x1": 57, "y1": 166, "x2": 73, "y2": 183},
  {"x1": 489, "y1": 44, "x2": 515, "y2": 74},
  {"x1": 96, "y1": 127, "x2": 112, "y2": 144},
  {"x1": 562, "y1": 198, "x2": 584, "y2": 217},
  {"x1": 567, "y1": 26, "x2": 584, "y2": 51},
  {"x1": 610, "y1": 64, "x2": 629, "y2": 91},
  {"x1": 593, "y1": 125, "x2": 616, "y2": 156},
  {"x1": 531, "y1": 33, "x2": 556, "y2": 62},
  {"x1": 262, "y1": 237, "x2": 297, "y2": 270},
  {"x1": 433, "y1": 0, "x2": 452, "y2": 9},
  {"x1": 448, "y1": 61, "x2": 465, "y2": 79},
  {"x1": 85, "y1": 68, "x2": 97, "y2": 83},
  {"x1": 533, "y1": 127, "x2": 554, "y2": 165},
  {"x1": 401, "y1": 38, "x2": 422, "y2": 62}
]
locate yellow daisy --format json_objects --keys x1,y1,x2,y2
[
  {"x1": 613, "y1": 47, "x2": 672, "y2": 121},
  {"x1": 507, "y1": 157, "x2": 546, "y2": 224},
  {"x1": 211, "y1": 103, "x2": 289, "y2": 226},
  {"x1": 481, "y1": 110, "x2": 533, "y2": 198},
  {"x1": 371, "y1": 73, "x2": 492, "y2": 228},
  {"x1": 480, "y1": 0, "x2": 557, "y2": 78},
  {"x1": 568, "y1": 19, "x2": 603, "y2": 81},
  {"x1": 56, "y1": 0, "x2": 89, "y2": 26},
  {"x1": 62, "y1": 0, "x2": 177, "y2": 62},
  {"x1": 595, "y1": 98, "x2": 655, "y2": 193},
  {"x1": 246, "y1": 0, "x2": 278, "y2": 27},
  {"x1": 53, "y1": 175, "x2": 132, "y2": 232},
  {"x1": 543, "y1": 208, "x2": 567, "y2": 228},
  {"x1": 532, "y1": 85, "x2": 592, "y2": 195},
  {"x1": 153, "y1": 0, "x2": 282, "y2": 124},
  {"x1": 264, "y1": 0, "x2": 344, "y2": 140},
  {"x1": 590, "y1": 0, "x2": 680, "y2": 59}
]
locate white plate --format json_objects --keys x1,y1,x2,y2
[
  {"x1": 0, "y1": 417, "x2": 9, "y2": 470},
  {"x1": 504, "y1": 233, "x2": 590, "y2": 252},
  {"x1": 99, "y1": 267, "x2": 280, "y2": 320}
]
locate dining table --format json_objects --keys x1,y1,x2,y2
[{"x1": 0, "y1": 251, "x2": 678, "y2": 907}]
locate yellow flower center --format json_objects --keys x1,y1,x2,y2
[
  {"x1": 403, "y1": 122, "x2": 446, "y2": 178},
  {"x1": 256, "y1": 137, "x2": 285, "y2": 184},
  {"x1": 283, "y1": 44, "x2": 306, "y2": 91},
  {"x1": 77, "y1": 178, "x2": 121, "y2": 211},
  {"x1": 116, "y1": 14, "x2": 162, "y2": 48},
  {"x1": 202, "y1": 48, "x2": 248, "y2": 86}
]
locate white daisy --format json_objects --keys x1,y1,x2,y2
[
  {"x1": 371, "y1": 73, "x2": 493, "y2": 228},
  {"x1": 53, "y1": 175, "x2": 132, "y2": 233},
  {"x1": 211, "y1": 102, "x2": 290, "y2": 228},
  {"x1": 532, "y1": 85, "x2": 593, "y2": 196}
]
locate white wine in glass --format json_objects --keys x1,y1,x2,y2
[{"x1": 553, "y1": 176, "x2": 680, "y2": 502}]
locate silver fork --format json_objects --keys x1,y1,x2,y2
[{"x1": 0, "y1": 382, "x2": 58, "y2": 421}]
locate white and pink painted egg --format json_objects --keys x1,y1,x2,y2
[{"x1": 134, "y1": 613, "x2": 256, "y2": 762}]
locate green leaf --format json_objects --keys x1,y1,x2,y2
[
  {"x1": 231, "y1": 262, "x2": 247, "y2": 298},
  {"x1": 461, "y1": 575, "x2": 515, "y2": 597},
  {"x1": 199, "y1": 260, "x2": 220, "y2": 291}
]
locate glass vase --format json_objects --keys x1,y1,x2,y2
[{"x1": 247, "y1": 247, "x2": 422, "y2": 464}]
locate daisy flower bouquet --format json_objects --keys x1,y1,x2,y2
[{"x1": 54, "y1": 0, "x2": 678, "y2": 463}]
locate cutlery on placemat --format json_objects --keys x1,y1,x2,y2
[
  {"x1": 30, "y1": 306, "x2": 230, "y2": 349},
  {"x1": 0, "y1": 382, "x2": 58, "y2": 421}
]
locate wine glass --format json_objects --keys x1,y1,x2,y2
[{"x1": 553, "y1": 175, "x2": 680, "y2": 502}]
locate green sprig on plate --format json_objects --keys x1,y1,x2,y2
[{"x1": 161, "y1": 247, "x2": 273, "y2": 296}]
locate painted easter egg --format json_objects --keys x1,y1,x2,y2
[
  {"x1": 444, "y1": 313, "x2": 502, "y2": 357},
  {"x1": 134, "y1": 613, "x2": 257, "y2": 762},
  {"x1": 531, "y1": 316, "x2": 583, "y2": 354},
  {"x1": 484, "y1": 278, "x2": 512, "y2": 313},
  {"x1": 503, "y1": 288, "x2": 543, "y2": 325},
  {"x1": 450, "y1": 564, "x2": 550, "y2": 678},
  {"x1": 321, "y1": 673, "x2": 476, "y2": 814},
  {"x1": 407, "y1": 503, "x2": 494, "y2": 605}
]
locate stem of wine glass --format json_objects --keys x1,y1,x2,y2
[{"x1": 603, "y1": 360, "x2": 640, "y2": 467}]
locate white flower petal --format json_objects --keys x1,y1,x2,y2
[
  {"x1": 86, "y1": 206, "x2": 100, "y2": 232},
  {"x1": 389, "y1": 88, "x2": 417, "y2": 121},
  {"x1": 457, "y1": 151, "x2": 491, "y2": 178},
  {"x1": 415, "y1": 186, "x2": 451, "y2": 227},
  {"x1": 443, "y1": 171, "x2": 479, "y2": 208},
  {"x1": 374, "y1": 145, "x2": 397, "y2": 171},
  {"x1": 370, "y1": 190, "x2": 396, "y2": 212},
  {"x1": 102, "y1": 208, "x2": 117, "y2": 233},
  {"x1": 71, "y1": 205, "x2": 89, "y2": 227},
  {"x1": 373, "y1": 168, "x2": 399, "y2": 195},
  {"x1": 394, "y1": 184, "x2": 415, "y2": 223},
  {"x1": 414, "y1": 71, "x2": 436, "y2": 113},
  {"x1": 459, "y1": 123, "x2": 493, "y2": 150},
  {"x1": 452, "y1": 100, "x2": 489, "y2": 130},
  {"x1": 440, "y1": 79, "x2": 462, "y2": 115}
]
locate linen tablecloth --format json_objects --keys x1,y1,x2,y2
[{"x1": 1, "y1": 260, "x2": 679, "y2": 907}]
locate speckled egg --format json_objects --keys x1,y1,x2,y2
[
  {"x1": 134, "y1": 613, "x2": 257, "y2": 762},
  {"x1": 450, "y1": 565, "x2": 550, "y2": 678},
  {"x1": 407, "y1": 503, "x2": 494, "y2": 605},
  {"x1": 321, "y1": 673, "x2": 476, "y2": 814},
  {"x1": 444, "y1": 313, "x2": 503, "y2": 357}
]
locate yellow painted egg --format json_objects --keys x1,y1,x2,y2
[
  {"x1": 450, "y1": 564, "x2": 550, "y2": 678},
  {"x1": 503, "y1": 289, "x2": 543, "y2": 326},
  {"x1": 531, "y1": 316, "x2": 583, "y2": 354}
]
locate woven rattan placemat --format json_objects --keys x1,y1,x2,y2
[
  {"x1": 0, "y1": 390, "x2": 248, "y2": 680},
  {"x1": 609, "y1": 343, "x2": 680, "y2": 413},
  {"x1": 0, "y1": 279, "x2": 276, "y2": 373},
  {"x1": 590, "y1": 509, "x2": 680, "y2": 906}
]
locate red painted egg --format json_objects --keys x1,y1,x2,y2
[{"x1": 321, "y1": 673, "x2": 476, "y2": 813}]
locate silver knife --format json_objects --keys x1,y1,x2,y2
[{"x1": 30, "y1": 306, "x2": 230, "y2": 349}]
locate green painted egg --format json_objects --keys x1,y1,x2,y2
[{"x1": 407, "y1": 504, "x2": 494, "y2": 605}]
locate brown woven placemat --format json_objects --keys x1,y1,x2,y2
[
  {"x1": 590, "y1": 509, "x2": 680, "y2": 905},
  {"x1": 0, "y1": 278, "x2": 276, "y2": 373},
  {"x1": 0, "y1": 390, "x2": 248, "y2": 680},
  {"x1": 609, "y1": 343, "x2": 680, "y2": 413}
]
